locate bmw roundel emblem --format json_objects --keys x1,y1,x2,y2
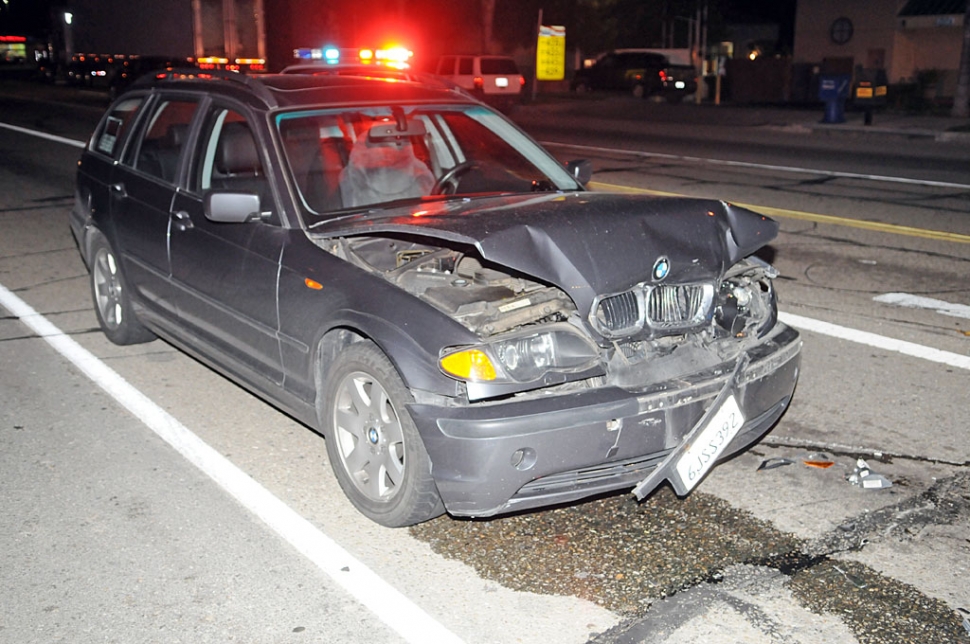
[{"x1": 652, "y1": 256, "x2": 671, "y2": 281}]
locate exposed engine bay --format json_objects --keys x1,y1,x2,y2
[
  {"x1": 327, "y1": 235, "x2": 576, "y2": 337},
  {"x1": 324, "y1": 235, "x2": 780, "y2": 379}
]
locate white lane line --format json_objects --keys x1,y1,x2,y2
[
  {"x1": 873, "y1": 293, "x2": 970, "y2": 320},
  {"x1": 0, "y1": 283, "x2": 465, "y2": 644},
  {"x1": 0, "y1": 121, "x2": 87, "y2": 149},
  {"x1": 540, "y1": 140, "x2": 970, "y2": 191},
  {"x1": 779, "y1": 312, "x2": 970, "y2": 371}
]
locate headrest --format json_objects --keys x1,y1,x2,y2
[
  {"x1": 216, "y1": 123, "x2": 260, "y2": 175},
  {"x1": 165, "y1": 123, "x2": 188, "y2": 149}
]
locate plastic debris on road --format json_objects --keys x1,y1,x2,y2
[
  {"x1": 757, "y1": 457, "x2": 794, "y2": 471},
  {"x1": 846, "y1": 458, "x2": 893, "y2": 490},
  {"x1": 832, "y1": 564, "x2": 868, "y2": 589}
]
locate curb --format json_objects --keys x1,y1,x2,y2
[{"x1": 806, "y1": 123, "x2": 970, "y2": 143}]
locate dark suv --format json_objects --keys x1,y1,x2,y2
[
  {"x1": 571, "y1": 50, "x2": 697, "y2": 102},
  {"x1": 71, "y1": 70, "x2": 799, "y2": 527}
]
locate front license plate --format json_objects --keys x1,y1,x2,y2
[
  {"x1": 495, "y1": 77, "x2": 509, "y2": 88},
  {"x1": 673, "y1": 394, "x2": 744, "y2": 492}
]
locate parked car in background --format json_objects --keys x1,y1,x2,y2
[
  {"x1": 70, "y1": 70, "x2": 799, "y2": 527},
  {"x1": 65, "y1": 54, "x2": 188, "y2": 98},
  {"x1": 572, "y1": 50, "x2": 697, "y2": 102},
  {"x1": 434, "y1": 54, "x2": 524, "y2": 111}
]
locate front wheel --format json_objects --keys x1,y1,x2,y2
[
  {"x1": 320, "y1": 342, "x2": 444, "y2": 527},
  {"x1": 89, "y1": 231, "x2": 156, "y2": 345}
]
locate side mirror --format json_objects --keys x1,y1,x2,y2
[
  {"x1": 566, "y1": 159, "x2": 592, "y2": 186},
  {"x1": 204, "y1": 191, "x2": 262, "y2": 223}
]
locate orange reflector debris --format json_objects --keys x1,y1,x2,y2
[{"x1": 803, "y1": 460, "x2": 835, "y2": 469}]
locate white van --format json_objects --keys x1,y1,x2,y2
[{"x1": 435, "y1": 55, "x2": 524, "y2": 111}]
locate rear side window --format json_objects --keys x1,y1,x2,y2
[
  {"x1": 130, "y1": 99, "x2": 199, "y2": 183},
  {"x1": 480, "y1": 58, "x2": 518, "y2": 75},
  {"x1": 92, "y1": 97, "x2": 144, "y2": 159},
  {"x1": 458, "y1": 57, "x2": 473, "y2": 74}
]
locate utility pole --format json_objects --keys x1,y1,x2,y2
[
  {"x1": 694, "y1": 3, "x2": 702, "y2": 104},
  {"x1": 953, "y1": 1, "x2": 970, "y2": 118}
]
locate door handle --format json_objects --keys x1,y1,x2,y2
[
  {"x1": 172, "y1": 210, "x2": 194, "y2": 231},
  {"x1": 110, "y1": 182, "x2": 127, "y2": 198}
]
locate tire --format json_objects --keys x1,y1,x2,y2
[
  {"x1": 89, "y1": 231, "x2": 156, "y2": 345},
  {"x1": 321, "y1": 341, "x2": 444, "y2": 527}
]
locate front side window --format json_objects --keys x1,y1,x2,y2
[
  {"x1": 438, "y1": 56, "x2": 455, "y2": 74},
  {"x1": 130, "y1": 98, "x2": 199, "y2": 183},
  {"x1": 276, "y1": 104, "x2": 581, "y2": 220},
  {"x1": 192, "y1": 105, "x2": 274, "y2": 219}
]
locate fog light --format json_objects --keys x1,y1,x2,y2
[{"x1": 510, "y1": 447, "x2": 537, "y2": 471}]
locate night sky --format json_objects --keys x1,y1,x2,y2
[{"x1": 0, "y1": 0, "x2": 797, "y2": 67}]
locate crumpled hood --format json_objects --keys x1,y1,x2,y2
[{"x1": 310, "y1": 192, "x2": 778, "y2": 313}]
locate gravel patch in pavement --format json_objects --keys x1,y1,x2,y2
[{"x1": 411, "y1": 483, "x2": 967, "y2": 642}]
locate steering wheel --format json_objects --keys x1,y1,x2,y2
[{"x1": 431, "y1": 161, "x2": 476, "y2": 195}]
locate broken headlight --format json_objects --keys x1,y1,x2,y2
[
  {"x1": 714, "y1": 256, "x2": 777, "y2": 338},
  {"x1": 439, "y1": 324, "x2": 600, "y2": 384}
]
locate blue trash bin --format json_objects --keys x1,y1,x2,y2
[{"x1": 818, "y1": 74, "x2": 851, "y2": 124}]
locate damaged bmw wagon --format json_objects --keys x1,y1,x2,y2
[{"x1": 70, "y1": 71, "x2": 800, "y2": 526}]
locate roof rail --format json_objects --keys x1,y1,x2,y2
[{"x1": 130, "y1": 68, "x2": 277, "y2": 107}]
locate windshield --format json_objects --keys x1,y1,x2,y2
[{"x1": 275, "y1": 104, "x2": 581, "y2": 219}]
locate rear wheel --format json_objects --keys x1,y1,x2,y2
[
  {"x1": 321, "y1": 341, "x2": 444, "y2": 527},
  {"x1": 89, "y1": 231, "x2": 155, "y2": 345}
]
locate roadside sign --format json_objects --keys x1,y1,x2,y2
[{"x1": 536, "y1": 25, "x2": 566, "y2": 81}]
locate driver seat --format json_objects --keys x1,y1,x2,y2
[{"x1": 338, "y1": 128, "x2": 434, "y2": 208}]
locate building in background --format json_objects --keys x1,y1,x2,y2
[{"x1": 794, "y1": 0, "x2": 966, "y2": 101}]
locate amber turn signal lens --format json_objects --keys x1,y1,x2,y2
[{"x1": 440, "y1": 349, "x2": 497, "y2": 381}]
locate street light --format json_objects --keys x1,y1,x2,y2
[{"x1": 63, "y1": 11, "x2": 74, "y2": 62}]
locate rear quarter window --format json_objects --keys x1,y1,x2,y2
[
  {"x1": 480, "y1": 58, "x2": 519, "y2": 75},
  {"x1": 91, "y1": 97, "x2": 144, "y2": 159}
]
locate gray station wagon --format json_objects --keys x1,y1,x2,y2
[{"x1": 70, "y1": 70, "x2": 800, "y2": 526}]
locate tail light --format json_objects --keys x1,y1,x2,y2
[
  {"x1": 659, "y1": 70, "x2": 668, "y2": 82},
  {"x1": 519, "y1": 75, "x2": 526, "y2": 86},
  {"x1": 473, "y1": 76, "x2": 484, "y2": 91}
]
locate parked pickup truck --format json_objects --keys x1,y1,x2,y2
[{"x1": 571, "y1": 50, "x2": 697, "y2": 103}]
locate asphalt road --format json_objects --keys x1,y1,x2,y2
[{"x1": 2, "y1": 80, "x2": 969, "y2": 644}]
